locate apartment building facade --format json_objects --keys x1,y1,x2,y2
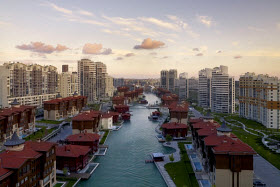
[
  {"x1": 179, "y1": 72, "x2": 189, "y2": 101},
  {"x1": 188, "y1": 77, "x2": 199, "y2": 102},
  {"x1": 0, "y1": 62, "x2": 58, "y2": 108},
  {"x1": 78, "y1": 59, "x2": 109, "y2": 103},
  {"x1": 0, "y1": 134, "x2": 56, "y2": 187},
  {"x1": 198, "y1": 68, "x2": 212, "y2": 108},
  {"x1": 43, "y1": 94, "x2": 87, "y2": 121},
  {"x1": 160, "y1": 70, "x2": 169, "y2": 90},
  {"x1": 198, "y1": 66, "x2": 235, "y2": 113},
  {"x1": 239, "y1": 73, "x2": 280, "y2": 129},
  {"x1": 105, "y1": 75, "x2": 114, "y2": 98},
  {"x1": 58, "y1": 71, "x2": 79, "y2": 98}
]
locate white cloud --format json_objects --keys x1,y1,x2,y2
[
  {"x1": 78, "y1": 10, "x2": 93, "y2": 16},
  {"x1": 197, "y1": 16, "x2": 213, "y2": 27},
  {"x1": 139, "y1": 17, "x2": 179, "y2": 31},
  {"x1": 48, "y1": 3, "x2": 72, "y2": 14}
]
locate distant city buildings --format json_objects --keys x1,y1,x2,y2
[
  {"x1": 178, "y1": 72, "x2": 189, "y2": 101},
  {"x1": 198, "y1": 66, "x2": 235, "y2": 113},
  {"x1": 78, "y1": 59, "x2": 112, "y2": 103},
  {"x1": 188, "y1": 77, "x2": 198, "y2": 102},
  {"x1": 0, "y1": 62, "x2": 58, "y2": 108},
  {"x1": 239, "y1": 73, "x2": 280, "y2": 129}
]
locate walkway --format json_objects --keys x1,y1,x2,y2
[{"x1": 154, "y1": 141, "x2": 180, "y2": 187}]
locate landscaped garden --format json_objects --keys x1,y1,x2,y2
[
  {"x1": 165, "y1": 142, "x2": 199, "y2": 187},
  {"x1": 36, "y1": 119, "x2": 62, "y2": 124},
  {"x1": 56, "y1": 176, "x2": 78, "y2": 187},
  {"x1": 99, "y1": 130, "x2": 109, "y2": 145},
  {"x1": 24, "y1": 126, "x2": 56, "y2": 141},
  {"x1": 88, "y1": 103, "x2": 101, "y2": 111}
]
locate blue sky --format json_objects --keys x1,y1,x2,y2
[{"x1": 0, "y1": 0, "x2": 280, "y2": 78}]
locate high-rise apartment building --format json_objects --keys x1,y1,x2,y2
[
  {"x1": 160, "y1": 70, "x2": 169, "y2": 90},
  {"x1": 198, "y1": 68, "x2": 212, "y2": 108},
  {"x1": 0, "y1": 62, "x2": 58, "y2": 108},
  {"x1": 78, "y1": 59, "x2": 109, "y2": 103},
  {"x1": 58, "y1": 71, "x2": 79, "y2": 98},
  {"x1": 239, "y1": 73, "x2": 280, "y2": 129},
  {"x1": 188, "y1": 77, "x2": 199, "y2": 102},
  {"x1": 168, "y1": 69, "x2": 177, "y2": 93},
  {"x1": 211, "y1": 66, "x2": 235, "y2": 113},
  {"x1": 62, "y1": 64, "x2": 69, "y2": 72},
  {"x1": 105, "y1": 75, "x2": 114, "y2": 97},
  {"x1": 198, "y1": 66, "x2": 235, "y2": 113},
  {"x1": 160, "y1": 69, "x2": 178, "y2": 93},
  {"x1": 179, "y1": 72, "x2": 189, "y2": 101}
]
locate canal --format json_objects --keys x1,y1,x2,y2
[{"x1": 78, "y1": 93, "x2": 175, "y2": 187}]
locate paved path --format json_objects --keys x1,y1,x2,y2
[{"x1": 154, "y1": 141, "x2": 180, "y2": 187}]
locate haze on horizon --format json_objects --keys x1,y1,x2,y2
[{"x1": 1, "y1": 0, "x2": 280, "y2": 79}]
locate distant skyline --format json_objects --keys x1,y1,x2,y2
[{"x1": 1, "y1": 0, "x2": 280, "y2": 78}]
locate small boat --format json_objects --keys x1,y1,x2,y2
[{"x1": 148, "y1": 111, "x2": 161, "y2": 121}]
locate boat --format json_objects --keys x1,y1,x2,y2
[
  {"x1": 148, "y1": 111, "x2": 161, "y2": 121},
  {"x1": 121, "y1": 113, "x2": 131, "y2": 121}
]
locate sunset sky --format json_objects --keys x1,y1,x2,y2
[{"x1": 1, "y1": 0, "x2": 280, "y2": 78}]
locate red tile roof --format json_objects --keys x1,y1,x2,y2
[
  {"x1": 101, "y1": 113, "x2": 113, "y2": 118},
  {"x1": 114, "y1": 105, "x2": 129, "y2": 108},
  {"x1": 204, "y1": 134, "x2": 233, "y2": 146},
  {"x1": 44, "y1": 95, "x2": 86, "y2": 104},
  {"x1": 0, "y1": 166, "x2": 13, "y2": 178},
  {"x1": 0, "y1": 105, "x2": 35, "y2": 117},
  {"x1": 56, "y1": 145, "x2": 91, "y2": 158},
  {"x1": 189, "y1": 118, "x2": 203, "y2": 124},
  {"x1": 0, "y1": 157, "x2": 27, "y2": 169},
  {"x1": 192, "y1": 121, "x2": 220, "y2": 130},
  {"x1": 197, "y1": 127, "x2": 217, "y2": 137},
  {"x1": 25, "y1": 141, "x2": 55, "y2": 152},
  {"x1": 108, "y1": 111, "x2": 120, "y2": 116},
  {"x1": 112, "y1": 96, "x2": 125, "y2": 101},
  {"x1": 162, "y1": 122, "x2": 188, "y2": 129},
  {"x1": 212, "y1": 140, "x2": 256, "y2": 155},
  {"x1": 66, "y1": 133, "x2": 100, "y2": 142},
  {"x1": 72, "y1": 111, "x2": 100, "y2": 121}
]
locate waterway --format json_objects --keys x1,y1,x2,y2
[{"x1": 78, "y1": 93, "x2": 175, "y2": 187}]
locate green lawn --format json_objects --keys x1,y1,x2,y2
[
  {"x1": 88, "y1": 104, "x2": 101, "y2": 111},
  {"x1": 36, "y1": 119, "x2": 62, "y2": 124},
  {"x1": 54, "y1": 183, "x2": 63, "y2": 187},
  {"x1": 99, "y1": 130, "x2": 109, "y2": 145},
  {"x1": 229, "y1": 125, "x2": 280, "y2": 170},
  {"x1": 24, "y1": 126, "x2": 56, "y2": 141},
  {"x1": 164, "y1": 142, "x2": 199, "y2": 187},
  {"x1": 56, "y1": 177, "x2": 78, "y2": 187}
]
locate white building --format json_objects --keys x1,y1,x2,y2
[
  {"x1": 0, "y1": 62, "x2": 58, "y2": 108},
  {"x1": 101, "y1": 114, "x2": 113, "y2": 130},
  {"x1": 58, "y1": 71, "x2": 79, "y2": 98},
  {"x1": 198, "y1": 66, "x2": 235, "y2": 114},
  {"x1": 239, "y1": 73, "x2": 280, "y2": 129},
  {"x1": 105, "y1": 75, "x2": 114, "y2": 98}
]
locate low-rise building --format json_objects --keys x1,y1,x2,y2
[
  {"x1": 56, "y1": 144, "x2": 91, "y2": 172},
  {"x1": 101, "y1": 113, "x2": 113, "y2": 130},
  {"x1": 108, "y1": 111, "x2": 120, "y2": 123},
  {"x1": 0, "y1": 133, "x2": 56, "y2": 187},
  {"x1": 114, "y1": 105, "x2": 129, "y2": 114},
  {"x1": 190, "y1": 120, "x2": 255, "y2": 187},
  {"x1": 112, "y1": 96, "x2": 125, "y2": 106},
  {"x1": 66, "y1": 133, "x2": 100, "y2": 153},
  {"x1": 117, "y1": 86, "x2": 129, "y2": 96},
  {"x1": 0, "y1": 99, "x2": 36, "y2": 140},
  {"x1": 72, "y1": 110, "x2": 101, "y2": 134},
  {"x1": 161, "y1": 122, "x2": 188, "y2": 137},
  {"x1": 43, "y1": 93, "x2": 87, "y2": 121},
  {"x1": 169, "y1": 102, "x2": 188, "y2": 124},
  {"x1": 161, "y1": 94, "x2": 179, "y2": 106}
]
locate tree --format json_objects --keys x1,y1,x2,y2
[
  {"x1": 165, "y1": 134, "x2": 172, "y2": 144},
  {"x1": 62, "y1": 167, "x2": 69, "y2": 176},
  {"x1": 169, "y1": 153, "x2": 174, "y2": 162}
]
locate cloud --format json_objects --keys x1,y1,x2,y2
[
  {"x1": 82, "y1": 43, "x2": 112, "y2": 55},
  {"x1": 125, "y1": 53, "x2": 135, "y2": 57},
  {"x1": 139, "y1": 17, "x2": 179, "y2": 31},
  {"x1": 234, "y1": 55, "x2": 242, "y2": 59},
  {"x1": 162, "y1": 56, "x2": 168, "y2": 59},
  {"x1": 134, "y1": 38, "x2": 165, "y2": 49},
  {"x1": 115, "y1": 57, "x2": 123, "y2": 61},
  {"x1": 216, "y1": 50, "x2": 222, "y2": 53},
  {"x1": 197, "y1": 16, "x2": 213, "y2": 27},
  {"x1": 192, "y1": 48, "x2": 199, "y2": 51},
  {"x1": 277, "y1": 23, "x2": 280, "y2": 30},
  {"x1": 16, "y1": 42, "x2": 69, "y2": 54},
  {"x1": 150, "y1": 52, "x2": 157, "y2": 55},
  {"x1": 48, "y1": 3, "x2": 72, "y2": 14},
  {"x1": 78, "y1": 10, "x2": 93, "y2": 16},
  {"x1": 232, "y1": 41, "x2": 239, "y2": 46},
  {"x1": 196, "y1": 53, "x2": 203, "y2": 56}
]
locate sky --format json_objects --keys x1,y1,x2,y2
[{"x1": 1, "y1": 0, "x2": 280, "y2": 79}]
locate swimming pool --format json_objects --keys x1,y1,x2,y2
[
  {"x1": 186, "y1": 144, "x2": 193, "y2": 150},
  {"x1": 194, "y1": 162, "x2": 202, "y2": 172},
  {"x1": 190, "y1": 154, "x2": 197, "y2": 159},
  {"x1": 200, "y1": 180, "x2": 211, "y2": 187}
]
